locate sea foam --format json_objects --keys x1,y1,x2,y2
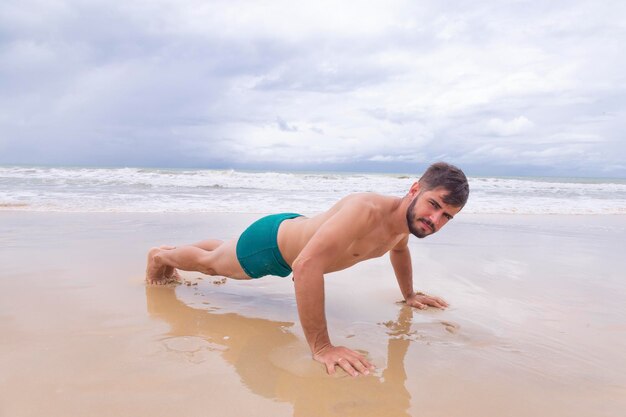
[{"x1": 1, "y1": 166, "x2": 625, "y2": 214}]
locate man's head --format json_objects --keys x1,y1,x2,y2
[{"x1": 405, "y1": 162, "x2": 469, "y2": 238}]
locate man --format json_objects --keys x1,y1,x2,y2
[{"x1": 146, "y1": 162, "x2": 469, "y2": 377}]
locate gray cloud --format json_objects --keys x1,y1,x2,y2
[
  {"x1": 0, "y1": 0, "x2": 625, "y2": 177},
  {"x1": 276, "y1": 117, "x2": 298, "y2": 132}
]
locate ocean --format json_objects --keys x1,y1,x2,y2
[{"x1": 1, "y1": 166, "x2": 625, "y2": 215}]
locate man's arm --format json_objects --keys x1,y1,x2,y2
[
  {"x1": 390, "y1": 238, "x2": 449, "y2": 309},
  {"x1": 292, "y1": 201, "x2": 375, "y2": 377}
]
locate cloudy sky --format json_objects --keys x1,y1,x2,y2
[{"x1": 1, "y1": 0, "x2": 625, "y2": 177}]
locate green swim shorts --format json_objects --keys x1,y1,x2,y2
[{"x1": 236, "y1": 213, "x2": 303, "y2": 278}]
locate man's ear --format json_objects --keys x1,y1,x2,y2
[{"x1": 409, "y1": 182, "x2": 421, "y2": 196}]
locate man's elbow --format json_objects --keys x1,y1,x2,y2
[
  {"x1": 292, "y1": 256, "x2": 324, "y2": 282},
  {"x1": 390, "y1": 246, "x2": 410, "y2": 257}
]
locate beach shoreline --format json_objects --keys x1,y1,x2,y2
[{"x1": 1, "y1": 211, "x2": 625, "y2": 416}]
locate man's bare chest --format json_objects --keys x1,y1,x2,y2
[{"x1": 346, "y1": 230, "x2": 405, "y2": 261}]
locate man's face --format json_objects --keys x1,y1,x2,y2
[{"x1": 406, "y1": 186, "x2": 462, "y2": 238}]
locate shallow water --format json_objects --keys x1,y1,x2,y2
[{"x1": 0, "y1": 212, "x2": 625, "y2": 416}]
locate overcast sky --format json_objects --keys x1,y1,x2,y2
[{"x1": 1, "y1": 0, "x2": 625, "y2": 177}]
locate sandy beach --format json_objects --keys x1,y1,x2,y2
[{"x1": 1, "y1": 211, "x2": 625, "y2": 417}]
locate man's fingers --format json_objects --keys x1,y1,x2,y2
[
  {"x1": 436, "y1": 298, "x2": 449, "y2": 308},
  {"x1": 418, "y1": 295, "x2": 448, "y2": 309},
  {"x1": 348, "y1": 357, "x2": 370, "y2": 376},
  {"x1": 359, "y1": 355, "x2": 375, "y2": 371},
  {"x1": 325, "y1": 361, "x2": 336, "y2": 375},
  {"x1": 334, "y1": 354, "x2": 373, "y2": 377},
  {"x1": 437, "y1": 298, "x2": 449, "y2": 308},
  {"x1": 351, "y1": 350, "x2": 376, "y2": 372},
  {"x1": 430, "y1": 296, "x2": 448, "y2": 308},
  {"x1": 425, "y1": 298, "x2": 443, "y2": 308},
  {"x1": 413, "y1": 301, "x2": 427, "y2": 310},
  {"x1": 337, "y1": 358, "x2": 358, "y2": 377},
  {"x1": 315, "y1": 346, "x2": 375, "y2": 377}
]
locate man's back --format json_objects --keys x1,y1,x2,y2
[{"x1": 278, "y1": 193, "x2": 408, "y2": 273}]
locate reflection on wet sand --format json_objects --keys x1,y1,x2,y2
[{"x1": 146, "y1": 286, "x2": 418, "y2": 417}]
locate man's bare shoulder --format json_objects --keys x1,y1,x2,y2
[
  {"x1": 305, "y1": 193, "x2": 400, "y2": 234},
  {"x1": 335, "y1": 193, "x2": 398, "y2": 216},
  {"x1": 333, "y1": 192, "x2": 394, "y2": 209}
]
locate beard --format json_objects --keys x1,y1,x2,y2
[{"x1": 406, "y1": 196, "x2": 435, "y2": 239}]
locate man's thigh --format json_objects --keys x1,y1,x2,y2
[{"x1": 210, "y1": 239, "x2": 251, "y2": 280}]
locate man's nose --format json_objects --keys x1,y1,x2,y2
[{"x1": 429, "y1": 211, "x2": 443, "y2": 227}]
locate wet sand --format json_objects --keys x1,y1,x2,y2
[{"x1": 1, "y1": 212, "x2": 625, "y2": 417}]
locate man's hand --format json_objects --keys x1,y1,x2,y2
[
  {"x1": 313, "y1": 345, "x2": 375, "y2": 377},
  {"x1": 405, "y1": 291, "x2": 449, "y2": 310}
]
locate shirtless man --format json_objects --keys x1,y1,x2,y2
[{"x1": 146, "y1": 162, "x2": 469, "y2": 377}]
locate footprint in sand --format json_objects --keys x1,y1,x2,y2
[
  {"x1": 161, "y1": 336, "x2": 227, "y2": 363},
  {"x1": 440, "y1": 321, "x2": 460, "y2": 334}
]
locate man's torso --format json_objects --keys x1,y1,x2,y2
[{"x1": 277, "y1": 193, "x2": 407, "y2": 273}]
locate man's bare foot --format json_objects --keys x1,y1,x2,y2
[
  {"x1": 146, "y1": 247, "x2": 180, "y2": 285},
  {"x1": 165, "y1": 268, "x2": 182, "y2": 282},
  {"x1": 158, "y1": 246, "x2": 182, "y2": 283}
]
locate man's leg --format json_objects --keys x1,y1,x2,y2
[
  {"x1": 190, "y1": 239, "x2": 223, "y2": 251},
  {"x1": 146, "y1": 240, "x2": 224, "y2": 283},
  {"x1": 146, "y1": 239, "x2": 250, "y2": 284}
]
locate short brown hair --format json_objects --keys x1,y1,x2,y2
[{"x1": 418, "y1": 162, "x2": 469, "y2": 208}]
